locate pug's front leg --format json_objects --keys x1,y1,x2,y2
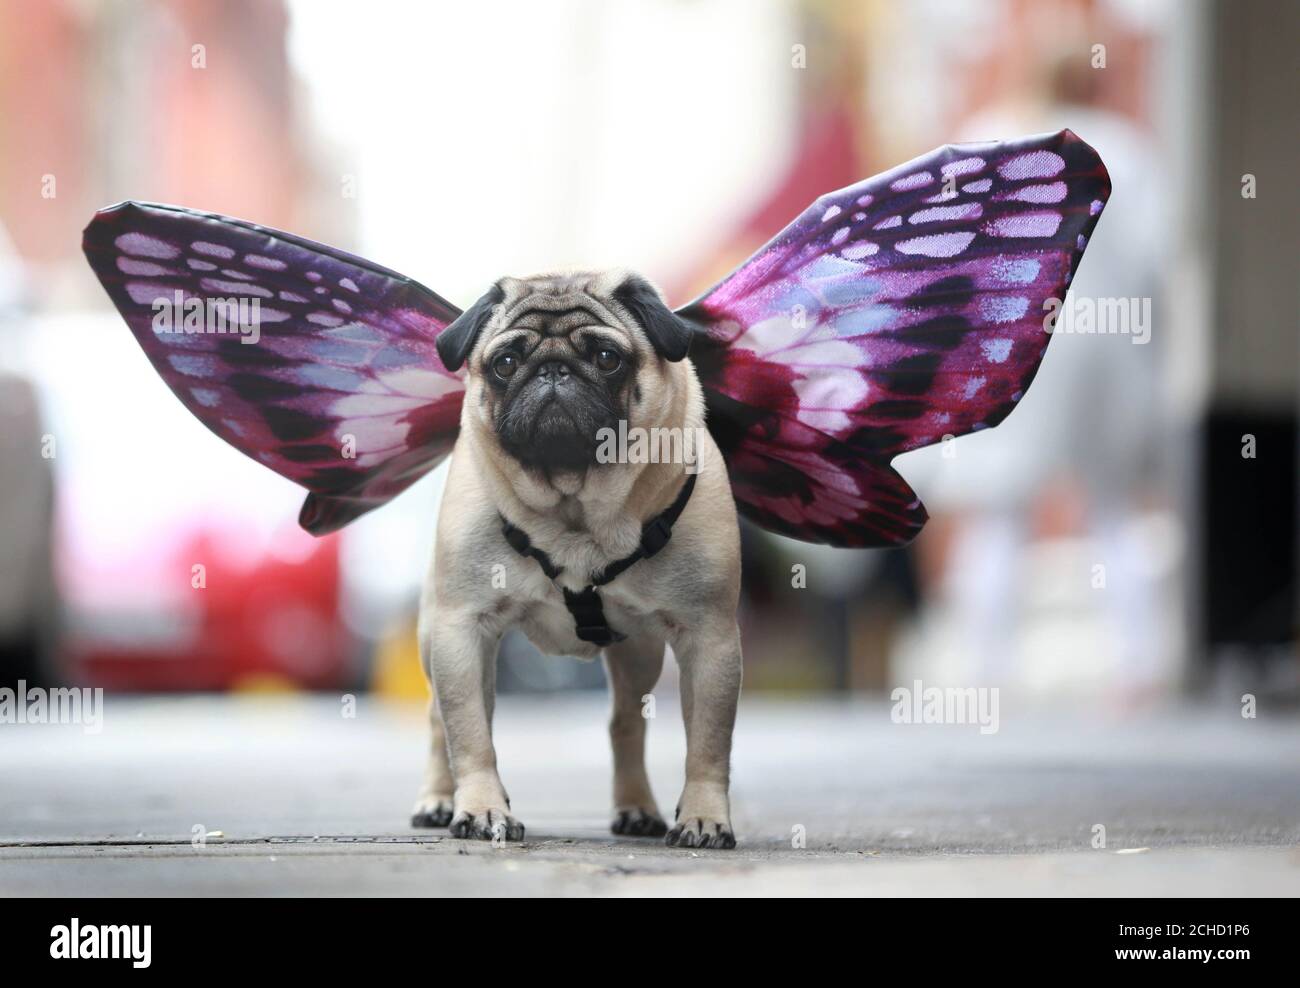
[
  {"x1": 427, "y1": 615, "x2": 525, "y2": 842},
  {"x1": 410, "y1": 698, "x2": 455, "y2": 828},
  {"x1": 667, "y1": 618, "x2": 742, "y2": 850},
  {"x1": 603, "y1": 636, "x2": 668, "y2": 837}
]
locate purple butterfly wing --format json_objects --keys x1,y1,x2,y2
[
  {"x1": 680, "y1": 129, "x2": 1111, "y2": 547},
  {"x1": 83, "y1": 202, "x2": 464, "y2": 535}
]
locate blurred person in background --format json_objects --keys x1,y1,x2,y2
[
  {"x1": 913, "y1": 42, "x2": 1170, "y2": 704},
  {"x1": 0, "y1": 221, "x2": 58, "y2": 688}
]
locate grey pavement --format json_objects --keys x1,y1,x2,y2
[{"x1": 1, "y1": 693, "x2": 1297, "y2": 896}]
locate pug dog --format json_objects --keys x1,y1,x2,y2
[
  {"x1": 409, "y1": 271, "x2": 742, "y2": 850},
  {"x1": 86, "y1": 133, "x2": 1109, "y2": 855}
]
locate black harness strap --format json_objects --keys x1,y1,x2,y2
[{"x1": 500, "y1": 472, "x2": 697, "y2": 647}]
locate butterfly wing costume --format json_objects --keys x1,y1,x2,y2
[{"x1": 83, "y1": 130, "x2": 1110, "y2": 546}]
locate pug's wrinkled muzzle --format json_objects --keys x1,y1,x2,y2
[{"x1": 497, "y1": 359, "x2": 618, "y2": 471}]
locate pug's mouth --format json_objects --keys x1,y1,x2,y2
[
  {"x1": 532, "y1": 400, "x2": 576, "y2": 436},
  {"x1": 499, "y1": 396, "x2": 607, "y2": 471}
]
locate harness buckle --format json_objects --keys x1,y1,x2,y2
[{"x1": 641, "y1": 517, "x2": 673, "y2": 557}]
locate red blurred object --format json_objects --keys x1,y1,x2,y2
[
  {"x1": 68, "y1": 527, "x2": 353, "y2": 691},
  {"x1": 669, "y1": 98, "x2": 864, "y2": 303}
]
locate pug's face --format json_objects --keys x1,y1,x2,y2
[{"x1": 436, "y1": 271, "x2": 694, "y2": 474}]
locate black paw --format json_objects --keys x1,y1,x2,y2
[
  {"x1": 449, "y1": 809, "x2": 525, "y2": 842},
  {"x1": 611, "y1": 808, "x2": 669, "y2": 838},
  {"x1": 410, "y1": 798, "x2": 453, "y2": 829},
  {"x1": 666, "y1": 818, "x2": 736, "y2": 850}
]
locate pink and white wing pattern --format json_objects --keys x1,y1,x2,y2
[
  {"x1": 680, "y1": 129, "x2": 1111, "y2": 547},
  {"x1": 83, "y1": 202, "x2": 464, "y2": 534}
]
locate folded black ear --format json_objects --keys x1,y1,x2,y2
[
  {"x1": 612, "y1": 274, "x2": 693, "y2": 362},
  {"x1": 436, "y1": 283, "x2": 505, "y2": 371}
]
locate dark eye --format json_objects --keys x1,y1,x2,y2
[
  {"x1": 594, "y1": 348, "x2": 622, "y2": 374},
  {"x1": 492, "y1": 353, "x2": 519, "y2": 380}
]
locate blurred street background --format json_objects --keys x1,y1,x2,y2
[{"x1": 0, "y1": 0, "x2": 1296, "y2": 894}]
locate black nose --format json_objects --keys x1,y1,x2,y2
[{"x1": 536, "y1": 361, "x2": 571, "y2": 383}]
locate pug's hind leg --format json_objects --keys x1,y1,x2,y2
[
  {"x1": 603, "y1": 636, "x2": 668, "y2": 837},
  {"x1": 410, "y1": 698, "x2": 455, "y2": 828}
]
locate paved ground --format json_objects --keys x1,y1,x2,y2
[{"x1": 1, "y1": 693, "x2": 1297, "y2": 896}]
